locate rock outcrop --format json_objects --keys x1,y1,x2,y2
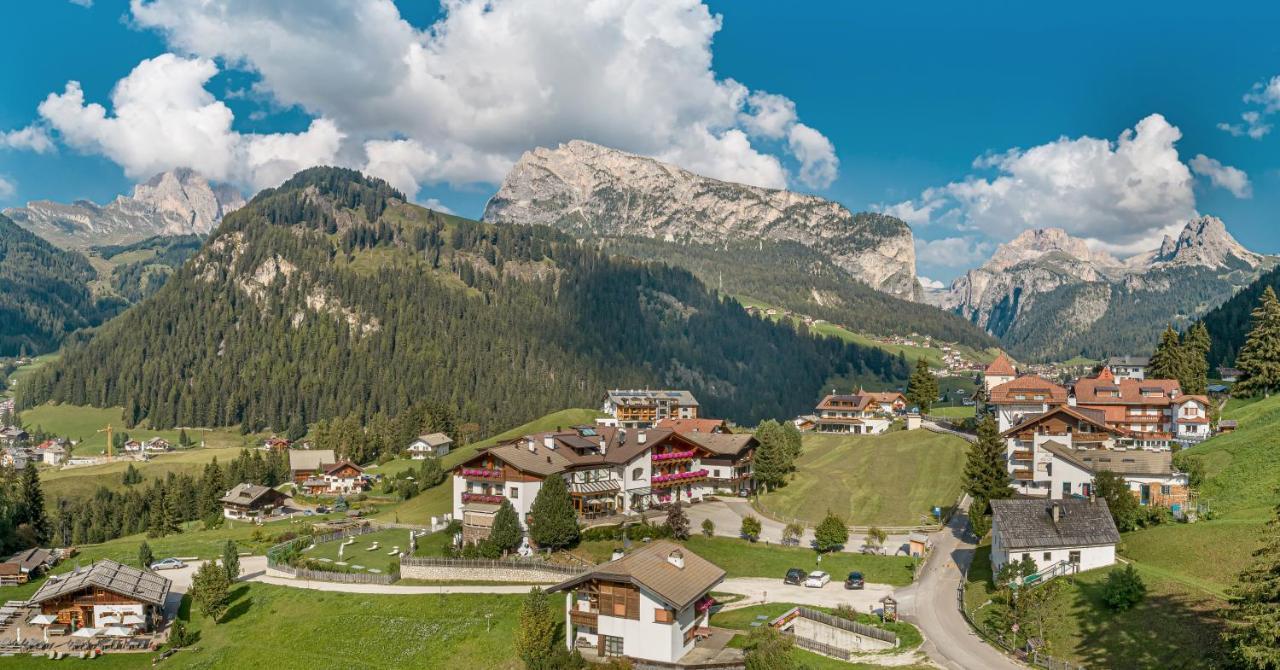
[
  {"x1": 483, "y1": 140, "x2": 920, "y2": 299},
  {"x1": 4, "y1": 168, "x2": 245, "y2": 249}
]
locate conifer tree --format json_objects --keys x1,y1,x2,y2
[
  {"x1": 1221, "y1": 503, "x2": 1280, "y2": 669},
  {"x1": 489, "y1": 499, "x2": 523, "y2": 555},
  {"x1": 1235, "y1": 286, "x2": 1280, "y2": 397},
  {"x1": 907, "y1": 358, "x2": 938, "y2": 413},
  {"x1": 666, "y1": 500, "x2": 690, "y2": 541},
  {"x1": 752, "y1": 420, "x2": 789, "y2": 492},
  {"x1": 1148, "y1": 325, "x2": 1185, "y2": 382},
  {"x1": 18, "y1": 462, "x2": 49, "y2": 544},
  {"x1": 514, "y1": 587, "x2": 558, "y2": 669},
  {"x1": 221, "y1": 540, "x2": 240, "y2": 581},
  {"x1": 527, "y1": 475, "x2": 578, "y2": 550},
  {"x1": 159, "y1": 483, "x2": 184, "y2": 536},
  {"x1": 138, "y1": 541, "x2": 154, "y2": 570},
  {"x1": 963, "y1": 415, "x2": 1014, "y2": 506},
  {"x1": 1181, "y1": 322, "x2": 1211, "y2": 395},
  {"x1": 191, "y1": 561, "x2": 231, "y2": 623}
]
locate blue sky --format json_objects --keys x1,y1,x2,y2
[{"x1": 1, "y1": 0, "x2": 1277, "y2": 283}]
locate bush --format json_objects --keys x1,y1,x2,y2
[
  {"x1": 1102, "y1": 564, "x2": 1147, "y2": 611},
  {"x1": 167, "y1": 620, "x2": 197, "y2": 648},
  {"x1": 814, "y1": 511, "x2": 848, "y2": 553},
  {"x1": 701, "y1": 519, "x2": 715, "y2": 538},
  {"x1": 740, "y1": 515, "x2": 762, "y2": 541}
]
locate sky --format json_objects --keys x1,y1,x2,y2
[{"x1": 1, "y1": 0, "x2": 1277, "y2": 284}]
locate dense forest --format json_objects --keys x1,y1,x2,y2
[
  {"x1": 1000, "y1": 261, "x2": 1264, "y2": 362},
  {"x1": 0, "y1": 214, "x2": 124, "y2": 357},
  {"x1": 18, "y1": 167, "x2": 907, "y2": 434},
  {"x1": 1198, "y1": 264, "x2": 1280, "y2": 369},
  {"x1": 93, "y1": 234, "x2": 204, "y2": 303},
  {"x1": 602, "y1": 236, "x2": 997, "y2": 350}
]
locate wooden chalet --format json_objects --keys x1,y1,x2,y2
[
  {"x1": 28, "y1": 559, "x2": 171, "y2": 631},
  {"x1": 220, "y1": 483, "x2": 289, "y2": 519}
]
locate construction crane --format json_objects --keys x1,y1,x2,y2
[{"x1": 97, "y1": 424, "x2": 114, "y2": 458}]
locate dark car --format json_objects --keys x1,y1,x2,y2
[
  {"x1": 316, "y1": 505, "x2": 329, "y2": 514},
  {"x1": 784, "y1": 568, "x2": 806, "y2": 585},
  {"x1": 844, "y1": 571, "x2": 865, "y2": 590}
]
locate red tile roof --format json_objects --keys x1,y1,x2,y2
[
  {"x1": 654, "y1": 418, "x2": 727, "y2": 434},
  {"x1": 988, "y1": 376, "x2": 1069, "y2": 405},
  {"x1": 1074, "y1": 371, "x2": 1181, "y2": 406},
  {"x1": 985, "y1": 352, "x2": 1016, "y2": 376}
]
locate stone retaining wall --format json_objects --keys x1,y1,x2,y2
[{"x1": 398, "y1": 563, "x2": 569, "y2": 583}]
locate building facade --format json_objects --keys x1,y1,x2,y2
[
  {"x1": 810, "y1": 391, "x2": 904, "y2": 434},
  {"x1": 603, "y1": 390, "x2": 700, "y2": 429},
  {"x1": 990, "y1": 499, "x2": 1119, "y2": 575},
  {"x1": 28, "y1": 559, "x2": 171, "y2": 632}
]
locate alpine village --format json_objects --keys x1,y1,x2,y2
[{"x1": 2, "y1": 4, "x2": 1280, "y2": 670}]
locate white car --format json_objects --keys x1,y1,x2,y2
[
  {"x1": 803, "y1": 570, "x2": 830, "y2": 588},
  {"x1": 149, "y1": 558, "x2": 186, "y2": 571}
]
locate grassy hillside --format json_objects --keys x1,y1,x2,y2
[
  {"x1": 21, "y1": 403, "x2": 256, "y2": 455},
  {"x1": 756, "y1": 429, "x2": 967, "y2": 526}
]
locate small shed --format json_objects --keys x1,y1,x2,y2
[
  {"x1": 907, "y1": 532, "x2": 930, "y2": 558},
  {"x1": 904, "y1": 413, "x2": 922, "y2": 431}
]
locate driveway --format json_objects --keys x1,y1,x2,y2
[
  {"x1": 895, "y1": 500, "x2": 1024, "y2": 670},
  {"x1": 716, "y1": 577, "x2": 894, "y2": 612}
]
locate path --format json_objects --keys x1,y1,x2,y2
[
  {"x1": 923, "y1": 421, "x2": 977, "y2": 443},
  {"x1": 895, "y1": 498, "x2": 1024, "y2": 670}
]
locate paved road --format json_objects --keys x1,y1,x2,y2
[
  {"x1": 895, "y1": 501, "x2": 1024, "y2": 670},
  {"x1": 716, "y1": 577, "x2": 894, "y2": 612}
]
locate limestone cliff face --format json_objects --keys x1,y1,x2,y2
[
  {"x1": 482, "y1": 140, "x2": 920, "y2": 299},
  {"x1": 4, "y1": 168, "x2": 245, "y2": 249}
]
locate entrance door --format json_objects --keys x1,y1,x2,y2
[{"x1": 1140, "y1": 484, "x2": 1150, "y2": 506}]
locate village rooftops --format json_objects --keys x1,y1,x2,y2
[
  {"x1": 549, "y1": 540, "x2": 725, "y2": 611},
  {"x1": 985, "y1": 352, "x2": 1017, "y2": 377},
  {"x1": 29, "y1": 559, "x2": 170, "y2": 607},
  {"x1": 653, "y1": 418, "x2": 726, "y2": 434},
  {"x1": 988, "y1": 375, "x2": 1069, "y2": 405},
  {"x1": 219, "y1": 483, "x2": 285, "y2": 506},
  {"x1": 990, "y1": 498, "x2": 1120, "y2": 551},
  {"x1": 1107, "y1": 356, "x2": 1150, "y2": 367},
  {"x1": 679, "y1": 432, "x2": 755, "y2": 458},
  {"x1": 475, "y1": 426, "x2": 686, "y2": 476},
  {"x1": 1039, "y1": 442, "x2": 1179, "y2": 477},
  {"x1": 1000, "y1": 404, "x2": 1121, "y2": 438},
  {"x1": 606, "y1": 389, "x2": 700, "y2": 407},
  {"x1": 1073, "y1": 368, "x2": 1181, "y2": 405},
  {"x1": 415, "y1": 432, "x2": 453, "y2": 447},
  {"x1": 4, "y1": 547, "x2": 55, "y2": 573},
  {"x1": 323, "y1": 460, "x2": 363, "y2": 475},
  {"x1": 288, "y1": 449, "x2": 336, "y2": 472}
]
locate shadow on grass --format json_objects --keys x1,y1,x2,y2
[
  {"x1": 220, "y1": 585, "x2": 253, "y2": 624},
  {"x1": 1068, "y1": 577, "x2": 1227, "y2": 670}
]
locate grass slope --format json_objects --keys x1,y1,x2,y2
[
  {"x1": 22, "y1": 403, "x2": 256, "y2": 455},
  {"x1": 756, "y1": 430, "x2": 967, "y2": 526},
  {"x1": 39, "y1": 445, "x2": 252, "y2": 504}
]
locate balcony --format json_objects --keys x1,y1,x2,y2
[
  {"x1": 459, "y1": 468, "x2": 503, "y2": 480},
  {"x1": 1013, "y1": 469, "x2": 1034, "y2": 481},
  {"x1": 569, "y1": 609, "x2": 599, "y2": 628},
  {"x1": 461, "y1": 492, "x2": 504, "y2": 504},
  {"x1": 652, "y1": 450, "x2": 696, "y2": 463},
  {"x1": 651, "y1": 469, "x2": 709, "y2": 488},
  {"x1": 1011, "y1": 450, "x2": 1033, "y2": 461}
]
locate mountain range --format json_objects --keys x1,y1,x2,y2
[
  {"x1": 3, "y1": 168, "x2": 244, "y2": 249},
  {"x1": 939, "y1": 216, "x2": 1274, "y2": 361}
]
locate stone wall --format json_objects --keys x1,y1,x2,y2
[
  {"x1": 792, "y1": 616, "x2": 897, "y2": 653},
  {"x1": 399, "y1": 563, "x2": 570, "y2": 583}
]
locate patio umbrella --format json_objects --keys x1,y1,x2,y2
[
  {"x1": 71, "y1": 627, "x2": 98, "y2": 638},
  {"x1": 120, "y1": 614, "x2": 144, "y2": 626},
  {"x1": 28, "y1": 614, "x2": 57, "y2": 625},
  {"x1": 102, "y1": 627, "x2": 132, "y2": 637}
]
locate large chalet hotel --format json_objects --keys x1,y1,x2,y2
[
  {"x1": 453, "y1": 391, "x2": 755, "y2": 545},
  {"x1": 982, "y1": 353, "x2": 1208, "y2": 508}
]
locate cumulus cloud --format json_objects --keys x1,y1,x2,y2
[
  {"x1": 1189, "y1": 154, "x2": 1252, "y2": 198},
  {"x1": 915, "y1": 236, "x2": 994, "y2": 272},
  {"x1": 885, "y1": 115, "x2": 1249, "y2": 254},
  {"x1": 917, "y1": 276, "x2": 945, "y2": 291},
  {"x1": 0, "y1": 125, "x2": 54, "y2": 153},
  {"x1": 1219, "y1": 75, "x2": 1280, "y2": 140},
  {"x1": 0, "y1": 175, "x2": 15, "y2": 200},
  {"x1": 874, "y1": 197, "x2": 944, "y2": 226},
  {"x1": 36, "y1": 54, "x2": 342, "y2": 191},
  {"x1": 119, "y1": 0, "x2": 836, "y2": 194}
]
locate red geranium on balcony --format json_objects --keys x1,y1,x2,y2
[{"x1": 461, "y1": 492, "x2": 504, "y2": 504}]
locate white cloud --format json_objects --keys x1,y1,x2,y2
[
  {"x1": 68, "y1": 0, "x2": 93, "y2": 7},
  {"x1": 917, "y1": 276, "x2": 945, "y2": 290},
  {"x1": 892, "y1": 114, "x2": 1206, "y2": 252},
  {"x1": 121, "y1": 0, "x2": 836, "y2": 194},
  {"x1": 1219, "y1": 75, "x2": 1280, "y2": 140},
  {"x1": 0, "y1": 175, "x2": 15, "y2": 200},
  {"x1": 421, "y1": 198, "x2": 453, "y2": 214},
  {"x1": 36, "y1": 54, "x2": 342, "y2": 191},
  {"x1": 1189, "y1": 154, "x2": 1252, "y2": 198},
  {"x1": 914, "y1": 236, "x2": 994, "y2": 271},
  {"x1": 0, "y1": 125, "x2": 54, "y2": 153},
  {"x1": 874, "y1": 197, "x2": 944, "y2": 226}
]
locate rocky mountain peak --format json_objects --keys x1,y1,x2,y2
[
  {"x1": 127, "y1": 168, "x2": 246, "y2": 235},
  {"x1": 484, "y1": 140, "x2": 920, "y2": 299},
  {"x1": 1153, "y1": 215, "x2": 1260, "y2": 269},
  {"x1": 986, "y1": 228, "x2": 1117, "y2": 272}
]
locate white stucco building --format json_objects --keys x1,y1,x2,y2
[{"x1": 990, "y1": 498, "x2": 1120, "y2": 576}]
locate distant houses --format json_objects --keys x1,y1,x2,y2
[
  {"x1": 603, "y1": 389, "x2": 700, "y2": 429},
  {"x1": 288, "y1": 449, "x2": 368, "y2": 495},
  {"x1": 1106, "y1": 356, "x2": 1150, "y2": 381},
  {"x1": 0, "y1": 547, "x2": 58, "y2": 585},
  {"x1": 808, "y1": 389, "x2": 906, "y2": 435},
  {"x1": 407, "y1": 432, "x2": 453, "y2": 459},
  {"x1": 990, "y1": 499, "x2": 1120, "y2": 575},
  {"x1": 220, "y1": 483, "x2": 289, "y2": 520}
]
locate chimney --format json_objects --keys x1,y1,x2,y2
[
  {"x1": 599, "y1": 438, "x2": 607, "y2": 454},
  {"x1": 1050, "y1": 502, "x2": 1061, "y2": 523},
  {"x1": 638, "y1": 431, "x2": 647, "y2": 445},
  {"x1": 611, "y1": 548, "x2": 625, "y2": 561},
  {"x1": 667, "y1": 549, "x2": 685, "y2": 569}
]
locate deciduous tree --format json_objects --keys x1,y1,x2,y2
[
  {"x1": 814, "y1": 511, "x2": 848, "y2": 553},
  {"x1": 665, "y1": 500, "x2": 690, "y2": 541},
  {"x1": 1102, "y1": 564, "x2": 1146, "y2": 611},
  {"x1": 740, "y1": 515, "x2": 762, "y2": 542},
  {"x1": 1093, "y1": 471, "x2": 1140, "y2": 532},
  {"x1": 191, "y1": 561, "x2": 231, "y2": 623}
]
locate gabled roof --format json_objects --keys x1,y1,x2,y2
[
  {"x1": 219, "y1": 483, "x2": 287, "y2": 507},
  {"x1": 606, "y1": 389, "x2": 700, "y2": 407},
  {"x1": 548, "y1": 540, "x2": 724, "y2": 610},
  {"x1": 413, "y1": 432, "x2": 453, "y2": 447},
  {"x1": 4, "y1": 548, "x2": 54, "y2": 572},
  {"x1": 1000, "y1": 404, "x2": 1122, "y2": 438},
  {"x1": 680, "y1": 432, "x2": 756, "y2": 457},
  {"x1": 986, "y1": 352, "x2": 1017, "y2": 377},
  {"x1": 991, "y1": 498, "x2": 1120, "y2": 551},
  {"x1": 1107, "y1": 356, "x2": 1150, "y2": 367},
  {"x1": 323, "y1": 460, "x2": 363, "y2": 476},
  {"x1": 653, "y1": 418, "x2": 727, "y2": 434},
  {"x1": 1040, "y1": 442, "x2": 1178, "y2": 477},
  {"x1": 467, "y1": 426, "x2": 698, "y2": 477},
  {"x1": 863, "y1": 391, "x2": 907, "y2": 404},
  {"x1": 1074, "y1": 370, "x2": 1181, "y2": 406},
  {"x1": 816, "y1": 394, "x2": 873, "y2": 412},
  {"x1": 30, "y1": 559, "x2": 171, "y2": 607},
  {"x1": 288, "y1": 449, "x2": 336, "y2": 471},
  {"x1": 988, "y1": 376, "x2": 1069, "y2": 405}
]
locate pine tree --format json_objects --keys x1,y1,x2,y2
[
  {"x1": 527, "y1": 475, "x2": 579, "y2": 550},
  {"x1": 138, "y1": 541, "x2": 154, "y2": 570},
  {"x1": 666, "y1": 500, "x2": 690, "y2": 541},
  {"x1": 1235, "y1": 286, "x2": 1280, "y2": 398},
  {"x1": 178, "y1": 428, "x2": 191, "y2": 447},
  {"x1": 1222, "y1": 503, "x2": 1280, "y2": 669},
  {"x1": 489, "y1": 499, "x2": 523, "y2": 555},
  {"x1": 514, "y1": 587, "x2": 558, "y2": 669},
  {"x1": 18, "y1": 462, "x2": 49, "y2": 543},
  {"x1": 160, "y1": 483, "x2": 184, "y2": 536},
  {"x1": 752, "y1": 420, "x2": 789, "y2": 491},
  {"x1": 1148, "y1": 325, "x2": 1186, "y2": 382},
  {"x1": 222, "y1": 540, "x2": 240, "y2": 581},
  {"x1": 907, "y1": 358, "x2": 938, "y2": 413},
  {"x1": 1182, "y1": 322, "x2": 1211, "y2": 395},
  {"x1": 963, "y1": 415, "x2": 1014, "y2": 506}
]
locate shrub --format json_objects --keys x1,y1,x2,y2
[
  {"x1": 1102, "y1": 564, "x2": 1147, "y2": 611},
  {"x1": 666, "y1": 501, "x2": 691, "y2": 541},
  {"x1": 814, "y1": 511, "x2": 848, "y2": 553},
  {"x1": 740, "y1": 515, "x2": 762, "y2": 541},
  {"x1": 701, "y1": 519, "x2": 715, "y2": 538}
]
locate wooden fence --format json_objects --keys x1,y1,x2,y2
[
  {"x1": 778, "y1": 606, "x2": 898, "y2": 645},
  {"x1": 270, "y1": 563, "x2": 395, "y2": 585},
  {"x1": 399, "y1": 556, "x2": 586, "y2": 576}
]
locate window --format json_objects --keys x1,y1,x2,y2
[
  {"x1": 1068, "y1": 550, "x2": 1081, "y2": 564},
  {"x1": 1043, "y1": 552, "x2": 1052, "y2": 562},
  {"x1": 654, "y1": 608, "x2": 673, "y2": 623},
  {"x1": 713, "y1": 469, "x2": 721, "y2": 478},
  {"x1": 603, "y1": 635, "x2": 624, "y2": 657},
  {"x1": 1021, "y1": 553, "x2": 1031, "y2": 562},
  {"x1": 1160, "y1": 485, "x2": 1171, "y2": 495},
  {"x1": 632, "y1": 468, "x2": 643, "y2": 481},
  {"x1": 509, "y1": 487, "x2": 518, "y2": 498},
  {"x1": 1062, "y1": 482, "x2": 1071, "y2": 496}
]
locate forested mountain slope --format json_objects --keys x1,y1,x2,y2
[
  {"x1": 1197, "y1": 264, "x2": 1280, "y2": 370},
  {"x1": 92, "y1": 234, "x2": 204, "y2": 303},
  {"x1": 18, "y1": 168, "x2": 906, "y2": 433},
  {"x1": 601, "y1": 236, "x2": 996, "y2": 350},
  {"x1": 0, "y1": 214, "x2": 123, "y2": 357}
]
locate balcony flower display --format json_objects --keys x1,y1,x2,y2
[
  {"x1": 461, "y1": 492, "x2": 504, "y2": 504},
  {"x1": 651, "y1": 469, "x2": 709, "y2": 484},
  {"x1": 652, "y1": 450, "x2": 697, "y2": 462},
  {"x1": 460, "y1": 468, "x2": 503, "y2": 479}
]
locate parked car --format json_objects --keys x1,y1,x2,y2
[
  {"x1": 149, "y1": 558, "x2": 186, "y2": 571},
  {"x1": 784, "y1": 568, "x2": 806, "y2": 585},
  {"x1": 316, "y1": 505, "x2": 329, "y2": 514},
  {"x1": 844, "y1": 571, "x2": 865, "y2": 590},
  {"x1": 803, "y1": 571, "x2": 831, "y2": 588}
]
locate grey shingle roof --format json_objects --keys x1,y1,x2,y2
[
  {"x1": 219, "y1": 483, "x2": 287, "y2": 507},
  {"x1": 30, "y1": 559, "x2": 171, "y2": 607},
  {"x1": 991, "y1": 498, "x2": 1120, "y2": 551},
  {"x1": 288, "y1": 449, "x2": 336, "y2": 472},
  {"x1": 1040, "y1": 443, "x2": 1176, "y2": 476},
  {"x1": 548, "y1": 540, "x2": 724, "y2": 610}
]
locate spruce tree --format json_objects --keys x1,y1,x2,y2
[
  {"x1": 489, "y1": 499, "x2": 523, "y2": 555},
  {"x1": 963, "y1": 415, "x2": 1014, "y2": 505},
  {"x1": 160, "y1": 484, "x2": 184, "y2": 536},
  {"x1": 1148, "y1": 325, "x2": 1185, "y2": 382},
  {"x1": 527, "y1": 475, "x2": 578, "y2": 550},
  {"x1": 18, "y1": 462, "x2": 49, "y2": 544},
  {"x1": 1235, "y1": 286, "x2": 1280, "y2": 398},
  {"x1": 666, "y1": 500, "x2": 690, "y2": 541},
  {"x1": 907, "y1": 358, "x2": 938, "y2": 413},
  {"x1": 752, "y1": 420, "x2": 789, "y2": 492},
  {"x1": 1222, "y1": 503, "x2": 1280, "y2": 669},
  {"x1": 514, "y1": 587, "x2": 558, "y2": 668},
  {"x1": 222, "y1": 540, "x2": 240, "y2": 581},
  {"x1": 138, "y1": 541, "x2": 154, "y2": 570},
  {"x1": 1182, "y1": 322, "x2": 1211, "y2": 395},
  {"x1": 191, "y1": 561, "x2": 231, "y2": 623}
]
